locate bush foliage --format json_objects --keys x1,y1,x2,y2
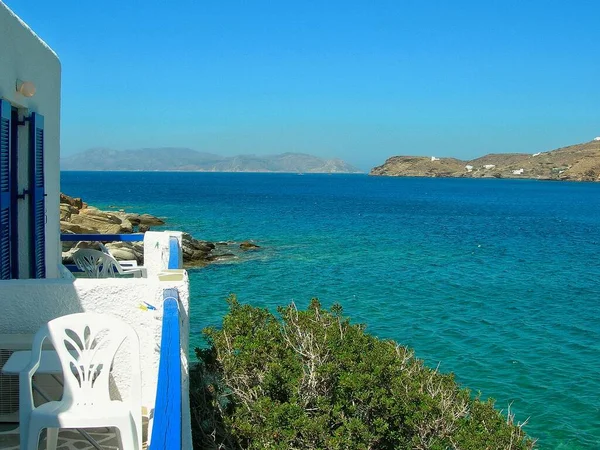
[{"x1": 191, "y1": 295, "x2": 535, "y2": 449}]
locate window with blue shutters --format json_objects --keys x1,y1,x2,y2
[
  {"x1": 1, "y1": 105, "x2": 47, "y2": 280},
  {"x1": 0, "y1": 100, "x2": 12, "y2": 280},
  {"x1": 29, "y1": 112, "x2": 45, "y2": 278}
]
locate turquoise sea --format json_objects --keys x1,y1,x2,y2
[{"x1": 61, "y1": 172, "x2": 600, "y2": 449}]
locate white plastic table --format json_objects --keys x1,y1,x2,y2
[{"x1": 1, "y1": 350, "x2": 62, "y2": 375}]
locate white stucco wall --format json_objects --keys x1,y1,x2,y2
[
  {"x1": 144, "y1": 230, "x2": 183, "y2": 278},
  {"x1": 0, "y1": 274, "x2": 192, "y2": 448},
  {"x1": 0, "y1": 2, "x2": 61, "y2": 278}
]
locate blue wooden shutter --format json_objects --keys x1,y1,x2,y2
[
  {"x1": 0, "y1": 100, "x2": 11, "y2": 280},
  {"x1": 29, "y1": 112, "x2": 45, "y2": 278}
]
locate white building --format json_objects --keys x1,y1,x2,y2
[
  {"x1": 594, "y1": 136, "x2": 600, "y2": 141},
  {"x1": 465, "y1": 165, "x2": 473, "y2": 172},
  {"x1": 483, "y1": 164, "x2": 496, "y2": 170},
  {"x1": 0, "y1": 4, "x2": 61, "y2": 279},
  {"x1": 512, "y1": 168, "x2": 524, "y2": 175},
  {"x1": 0, "y1": 2, "x2": 191, "y2": 448},
  {"x1": 431, "y1": 156, "x2": 440, "y2": 161}
]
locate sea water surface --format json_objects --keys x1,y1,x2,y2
[{"x1": 61, "y1": 172, "x2": 600, "y2": 449}]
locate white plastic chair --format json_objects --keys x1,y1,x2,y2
[
  {"x1": 19, "y1": 312, "x2": 142, "y2": 450},
  {"x1": 73, "y1": 249, "x2": 146, "y2": 278},
  {"x1": 97, "y1": 242, "x2": 139, "y2": 268}
]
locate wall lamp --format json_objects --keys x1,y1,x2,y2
[{"x1": 16, "y1": 79, "x2": 36, "y2": 97}]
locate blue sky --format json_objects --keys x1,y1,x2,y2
[{"x1": 5, "y1": 0, "x2": 600, "y2": 170}]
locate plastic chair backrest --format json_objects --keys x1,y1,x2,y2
[
  {"x1": 97, "y1": 242, "x2": 110, "y2": 255},
  {"x1": 73, "y1": 248, "x2": 123, "y2": 278},
  {"x1": 32, "y1": 313, "x2": 141, "y2": 408}
]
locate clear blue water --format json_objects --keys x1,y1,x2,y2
[{"x1": 61, "y1": 171, "x2": 600, "y2": 449}]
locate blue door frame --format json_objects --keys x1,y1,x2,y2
[
  {"x1": 0, "y1": 99, "x2": 13, "y2": 279},
  {"x1": 10, "y1": 107, "x2": 18, "y2": 278}
]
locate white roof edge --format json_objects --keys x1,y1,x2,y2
[{"x1": 1, "y1": 0, "x2": 59, "y2": 60}]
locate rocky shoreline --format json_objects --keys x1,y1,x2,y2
[{"x1": 60, "y1": 193, "x2": 259, "y2": 267}]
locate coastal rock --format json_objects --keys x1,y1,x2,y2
[
  {"x1": 78, "y1": 207, "x2": 121, "y2": 222},
  {"x1": 240, "y1": 241, "x2": 260, "y2": 250},
  {"x1": 60, "y1": 221, "x2": 100, "y2": 235},
  {"x1": 204, "y1": 252, "x2": 236, "y2": 262},
  {"x1": 60, "y1": 193, "x2": 250, "y2": 268},
  {"x1": 69, "y1": 214, "x2": 128, "y2": 234},
  {"x1": 181, "y1": 233, "x2": 221, "y2": 266},
  {"x1": 60, "y1": 204, "x2": 78, "y2": 221},
  {"x1": 60, "y1": 193, "x2": 85, "y2": 209},
  {"x1": 104, "y1": 241, "x2": 144, "y2": 264},
  {"x1": 125, "y1": 213, "x2": 165, "y2": 226},
  {"x1": 140, "y1": 213, "x2": 165, "y2": 225},
  {"x1": 63, "y1": 206, "x2": 133, "y2": 234}
]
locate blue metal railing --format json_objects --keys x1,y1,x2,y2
[
  {"x1": 168, "y1": 236, "x2": 180, "y2": 269},
  {"x1": 149, "y1": 288, "x2": 182, "y2": 450},
  {"x1": 60, "y1": 233, "x2": 144, "y2": 242}
]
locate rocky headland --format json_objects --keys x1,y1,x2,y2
[
  {"x1": 60, "y1": 193, "x2": 259, "y2": 267},
  {"x1": 370, "y1": 139, "x2": 600, "y2": 182}
]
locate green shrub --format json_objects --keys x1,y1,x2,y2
[{"x1": 191, "y1": 295, "x2": 535, "y2": 449}]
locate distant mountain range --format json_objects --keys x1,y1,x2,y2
[
  {"x1": 61, "y1": 148, "x2": 362, "y2": 173},
  {"x1": 370, "y1": 139, "x2": 600, "y2": 182}
]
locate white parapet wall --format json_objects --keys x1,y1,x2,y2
[
  {"x1": 0, "y1": 274, "x2": 192, "y2": 448},
  {"x1": 144, "y1": 230, "x2": 184, "y2": 278}
]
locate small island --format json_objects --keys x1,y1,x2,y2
[{"x1": 370, "y1": 139, "x2": 600, "y2": 182}]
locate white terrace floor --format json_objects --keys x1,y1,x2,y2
[{"x1": 0, "y1": 422, "x2": 148, "y2": 449}]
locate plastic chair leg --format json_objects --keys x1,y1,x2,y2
[
  {"x1": 26, "y1": 424, "x2": 42, "y2": 450},
  {"x1": 46, "y1": 427, "x2": 59, "y2": 450},
  {"x1": 19, "y1": 430, "x2": 28, "y2": 450},
  {"x1": 116, "y1": 426, "x2": 139, "y2": 450}
]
